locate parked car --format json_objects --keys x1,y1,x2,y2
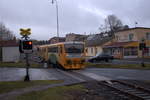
[{"x1": 88, "y1": 53, "x2": 114, "y2": 63}]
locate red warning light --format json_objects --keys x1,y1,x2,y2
[{"x1": 28, "y1": 41, "x2": 32, "y2": 45}]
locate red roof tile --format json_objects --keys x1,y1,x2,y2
[{"x1": 0, "y1": 40, "x2": 19, "y2": 47}]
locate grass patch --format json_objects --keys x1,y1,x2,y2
[
  {"x1": 16, "y1": 84, "x2": 84, "y2": 100},
  {"x1": 0, "y1": 62, "x2": 40, "y2": 68},
  {"x1": 0, "y1": 80, "x2": 62, "y2": 94},
  {"x1": 86, "y1": 63, "x2": 150, "y2": 69}
]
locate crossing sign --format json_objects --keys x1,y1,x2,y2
[{"x1": 20, "y1": 28, "x2": 31, "y2": 36}]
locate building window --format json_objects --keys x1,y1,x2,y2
[
  {"x1": 116, "y1": 36, "x2": 119, "y2": 41},
  {"x1": 129, "y1": 34, "x2": 134, "y2": 41},
  {"x1": 95, "y1": 48, "x2": 97, "y2": 55},
  {"x1": 146, "y1": 32, "x2": 150, "y2": 40},
  {"x1": 91, "y1": 48, "x2": 93, "y2": 54},
  {"x1": 124, "y1": 47, "x2": 138, "y2": 56}
]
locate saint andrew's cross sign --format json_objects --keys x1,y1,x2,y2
[{"x1": 20, "y1": 28, "x2": 31, "y2": 36}]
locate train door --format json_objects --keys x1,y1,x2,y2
[{"x1": 58, "y1": 45, "x2": 65, "y2": 66}]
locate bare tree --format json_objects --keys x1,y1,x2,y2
[
  {"x1": 0, "y1": 22, "x2": 15, "y2": 40},
  {"x1": 98, "y1": 15, "x2": 130, "y2": 37},
  {"x1": 105, "y1": 14, "x2": 123, "y2": 32}
]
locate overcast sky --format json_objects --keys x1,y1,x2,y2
[{"x1": 0, "y1": 0, "x2": 150, "y2": 40}]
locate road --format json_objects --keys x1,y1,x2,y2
[
  {"x1": 92, "y1": 59, "x2": 150, "y2": 64},
  {"x1": 0, "y1": 67, "x2": 150, "y2": 82}
]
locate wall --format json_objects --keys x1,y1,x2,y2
[
  {"x1": 86, "y1": 46, "x2": 103, "y2": 57},
  {"x1": 115, "y1": 30, "x2": 139, "y2": 42},
  {"x1": 2, "y1": 47, "x2": 20, "y2": 62},
  {"x1": 115, "y1": 28, "x2": 150, "y2": 42},
  {"x1": 136, "y1": 29, "x2": 150, "y2": 41}
]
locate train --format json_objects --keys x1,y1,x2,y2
[{"x1": 37, "y1": 42, "x2": 86, "y2": 70}]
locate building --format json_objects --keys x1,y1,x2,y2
[
  {"x1": 85, "y1": 33, "x2": 114, "y2": 57},
  {"x1": 66, "y1": 33, "x2": 87, "y2": 42},
  {"x1": 49, "y1": 37, "x2": 65, "y2": 44},
  {"x1": 0, "y1": 40, "x2": 20, "y2": 62},
  {"x1": 103, "y1": 27, "x2": 150, "y2": 58}
]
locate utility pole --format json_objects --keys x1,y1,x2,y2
[{"x1": 51, "y1": 0, "x2": 59, "y2": 43}]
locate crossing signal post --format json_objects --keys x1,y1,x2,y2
[{"x1": 19, "y1": 28, "x2": 33, "y2": 81}]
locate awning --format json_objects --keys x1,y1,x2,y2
[
  {"x1": 123, "y1": 42, "x2": 139, "y2": 47},
  {"x1": 104, "y1": 41, "x2": 139, "y2": 48}
]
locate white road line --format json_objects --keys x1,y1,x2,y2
[
  {"x1": 56, "y1": 69, "x2": 85, "y2": 82},
  {"x1": 74, "y1": 71, "x2": 111, "y2": 81}
]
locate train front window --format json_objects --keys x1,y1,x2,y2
[{"x1": 65, "y1": 44, "x2": 84, "y2": 53}]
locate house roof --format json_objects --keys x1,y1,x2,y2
[
  {"x1": 103, "y1": 41, "x2": 139, "y2": 48},
  {"x1": 86, "y1": 34, "x2": 114, "y2": 47},
  {"x1": 116, "y1": 27, "x2": 150, "y2": 33},
  {"x1": 0, "y1": 40, "x2": 19, "y2": 47},
  {"x1": 49, "y1": 37, "x2": 66, "y2": 43}
]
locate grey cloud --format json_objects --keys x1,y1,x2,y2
[{"x1": 0, "y1": 0, "x2": 150, "y2": 40}]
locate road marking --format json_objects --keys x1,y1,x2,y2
[
  {"x1": 74, "y1": 71, "x2": 111, "y2": 81},
  {"x1": 56, "y1": 69, "x2": 85, "y2": 82}
]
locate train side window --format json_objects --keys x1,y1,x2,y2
[{"x1": 48, "y1": 47, "x2": 58, "y2": 53}]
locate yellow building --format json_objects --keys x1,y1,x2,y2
[{"x1": 103, "y1": 27, "x2": 150, "y2": 58}]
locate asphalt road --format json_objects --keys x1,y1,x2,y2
[
  {"x1": 92, "y1": 59, "x2": 150, "y2": 64},
  {"x1": 0, "y1": 67, "x2": 150, "y2": 82}
]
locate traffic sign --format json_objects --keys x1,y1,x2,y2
[{"x1": 20, "y1": 28, "x2": 31, "y2": 36}]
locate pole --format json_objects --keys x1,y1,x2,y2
[
  {"x1": 24, "y1": 53, "x2": 30, "y2": 81},
  {"x1": 24, "y1": 36, "x2": 30, "y2": 81},
  {"x1": 51, "y1": 0, "x2": 59, "y2": 43},
  {"x1": 56, "y1": 0, "x2": 59, "y2": 43},
  {"x1": 141, "y1": 48, "x2": 145, "y2": 67}
]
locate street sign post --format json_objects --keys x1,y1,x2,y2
[{"x1": 19, "y1": 28, "x2": 32, "y2": 81}]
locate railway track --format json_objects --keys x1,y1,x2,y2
[
  {"x1": 50, "y1": 69, "x2": 150, "y2": 100},
  {"x1": 99, "y1": 80, "x2": 150, "y2": 100}
]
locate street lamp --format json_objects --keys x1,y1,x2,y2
[{"x1": 51, "y1": 0, "x2": 59, "y2": 43}]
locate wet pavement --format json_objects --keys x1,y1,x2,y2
[
  {"x1": 0, "y1": 68, "x2": 83, "y2": 83},
  {"x1": 0, "y1": 67, "x2": 150, "y2": 82},
  {"x1": 75, "y1": 68, "x2": 150, "y2": 80}
]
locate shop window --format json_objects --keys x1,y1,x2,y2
[{"x1": 124, "y1": 47, "x2": 138, "y2": 56}]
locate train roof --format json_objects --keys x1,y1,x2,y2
[{"x1": 38, "y1": 41, "x2": 84, "y2": 48}]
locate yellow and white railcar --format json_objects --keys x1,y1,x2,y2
[{"x1": 38, "y1": 42, "x2": 86, "y2": 69}]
